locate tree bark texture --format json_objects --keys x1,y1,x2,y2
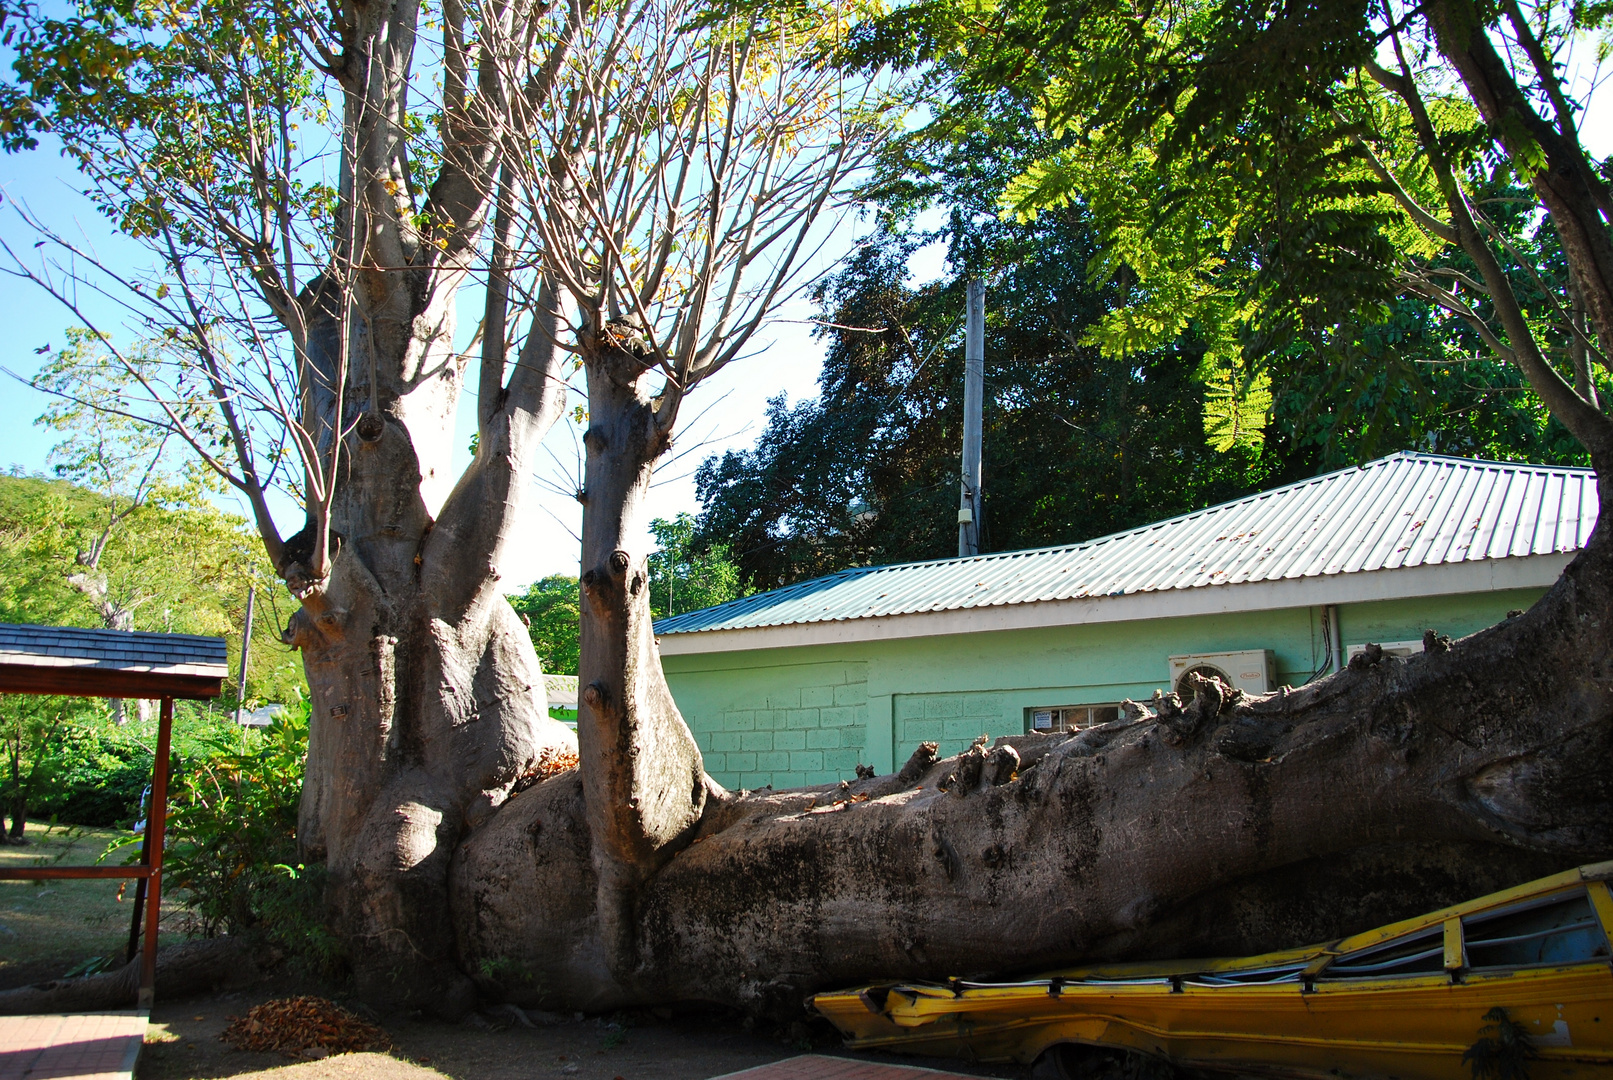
[
  {"x1": 285, "y1": 299, "x2": 576, "y2": 1010},
  {"x1": 575, "y1": 334, "x2": 711, "y2": 985},
  {"x1": 449, "y1": 468, "x2": 1613, "y2": 1017},
  {"x1": 197, "y1": 0, "x2": 590, "y2": 1008},
  {"x1": 276, "y1": 191, "x2": 577, "y2": 1013}
]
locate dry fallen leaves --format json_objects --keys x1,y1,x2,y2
[
  {"x1": 514, "y1": 745, "x2": 581, "y2": 792},
  {"x1": 220, "y1": 996, "x2": 390, "y2": 1058}
]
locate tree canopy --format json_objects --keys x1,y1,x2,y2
[{"x1": 693, "y1": 56, "x2": 1602, "y2": 590}]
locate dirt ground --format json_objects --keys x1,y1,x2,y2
[
  {"x1": 136, "y1": 979, "x2": 1034, "y2": 1080},
  {"x1": 3, "y1": 820, "x2": 1030, "y2": 1080}
]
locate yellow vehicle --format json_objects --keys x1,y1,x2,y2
[{"x1": 813, "y1": 862, "x2": 1613, "y2": 1079}]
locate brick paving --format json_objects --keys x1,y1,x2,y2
[
  {"x1": 709, "y1": 1055, "x2": 987, "y2": 1080},
  {"x1": 0, "y1": 1013, "x2": 145, "y2": 1080}
]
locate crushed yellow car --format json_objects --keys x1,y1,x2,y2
[{"x1": 813, "y1": 862, "x2": 1613, "y2": 1079}]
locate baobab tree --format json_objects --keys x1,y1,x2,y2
[
  {"x1": 500, "y1": 0, "x2": 883, "y2": 978},
  {"x1": 3, "y1": 0, "x2": 590, "y2": 1006},
  {"x1": 2, "y1": 0, "x2": 882, "y2": 1010},
  {"x1": 446, "y1": 0, "x2": 1613, "y2": 1016},
  {"x1": 1, "y1": 0, "x2": 1610, "y2": 1028}
]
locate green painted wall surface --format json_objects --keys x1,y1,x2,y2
[{"x1": 662, "y1": 587, "x2": 1546, "y2": 792}]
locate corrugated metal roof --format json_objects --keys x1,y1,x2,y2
[
  {"x1": 0, "y1": 623, "x2": 230, "y2": 677},
  {"x1": 656, "y1": 453, "x2": 1599, "y2": 637}
]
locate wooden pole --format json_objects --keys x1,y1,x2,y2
[
  {"x1": 124, "y1": 806, "x2": 153, "y2": 963},
  {"x1": 139, "y1": 696, "x2": 174, "y2": 1011},
  {"x1": 235, "y1": 585, "x2": 255, "y2": 724},
  {"x1": 958, "y1": 277, "x2": 985, "y2": 557}
]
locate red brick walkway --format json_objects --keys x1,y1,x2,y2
[
  {"x1": 710, "y1": 1054, "x2": 989, "y2": 1080},
  {"x1": 0, "y1": 1013, "x2": 145, "y2": 1080}
]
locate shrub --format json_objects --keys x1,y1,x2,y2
[
  {"x1": 32, "y1": 723, "x2": 150, "y2": 827},
  {"x1": 151, "y1": 701, "x2": 345, "y2": 977}
]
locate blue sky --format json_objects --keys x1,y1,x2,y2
[
  {"x1": 10, "y1": 45, "x2": 1602, "y2": 591},
  {"x1": 0, "y1": 132, "x2": 949, "y2": 588}
]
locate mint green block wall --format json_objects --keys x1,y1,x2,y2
[
  {"x1": 662, "y1": 586, "x2": 1545, "y2": 792},
  {"x1": 1340, "y1": 590, "x2": 1543, "y2": 649},
  {"x1": 671, "y1": 660, "x2": 869, "y2": 790}
]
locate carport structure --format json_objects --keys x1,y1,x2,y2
[{"x1": 0, "y1": 623, "x2": 228, "y2": 1009}]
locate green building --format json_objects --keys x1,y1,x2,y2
[{"x1": 654, "y1": 453, "x2": 1598, "y2": 792}]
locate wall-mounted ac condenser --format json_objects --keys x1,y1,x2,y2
[{"x1": 1167, "y1": 650, "x2": 1275, "y2": 698}]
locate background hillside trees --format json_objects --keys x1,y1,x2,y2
[
  {"x1": 0, "y1": 468, "x2": 302, "y2": 838},
  {"x1": 0, "y1": 473, "x2": 301, "y2": 705}
]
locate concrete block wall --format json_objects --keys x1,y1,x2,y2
[
  {"x1": 893, "y1": 691, "x2": 1010, "y2": 764},
  {"x1": 681, "y1": 663, "x2": 870, "y2": 790},
  {"x1": 663, "y1": 586, "x2": 1548, "y2": 795}
]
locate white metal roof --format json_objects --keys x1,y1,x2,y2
[{"x1": 656, "y1": 453, "x2": 1598, "y2": 642}]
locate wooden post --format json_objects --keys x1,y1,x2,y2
[
  {"x1": 958, "y1": 277, "x2": 985, "y2": 557},
  {"x1": 139, "y1": 696, "x2": 174, "y2": 1010},
  {"x1": 125, "y1": 808, "x2": 153, "y2": 963},
  {"x1": 235, "y1": 585, "x2": 256, "y2": 724}
]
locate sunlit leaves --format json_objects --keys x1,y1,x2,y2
[{"x1": 1202, "y1": 362, "x2": 1273, "y2": 451}]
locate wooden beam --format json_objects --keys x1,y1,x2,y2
[
  {"x1": 0, "y1": 866, "x2": 154, "y2": 880},
  {"x1": 0, "y1": 665, "x2": 222, "y2": 699}
]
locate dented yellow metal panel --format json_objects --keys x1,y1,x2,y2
[{"x1": 813, "y1": 864, "x2": 1613, "y2": 1079}]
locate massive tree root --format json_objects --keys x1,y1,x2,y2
[
  {"x1": 0, "y1": 938, "x2": 260, "y2": 1015},
  {"x1": 449, "y1": 472, "x2": 1613, "y2": 1017}
]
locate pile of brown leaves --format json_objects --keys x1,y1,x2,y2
[
  {"x1": 220, "y1": 996, "x2": 390, "y2": 1058},
  {"x1": 514, "y1": 744, "x2": 580, "y2": 792}
]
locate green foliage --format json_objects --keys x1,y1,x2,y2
[
  {"x1": 846, "y1": 0, "x2": 1607, "y2": 479},
  {"x1": 510, "y1": 575, "x2": 582, "y2": 677},
  {"x1": 27, "y1": 709, "x2": 148, "y2": 827},
  {"x1": 1, "y1": 694, "x2": 78, "y2": 836},
  {"x1": 695, "y1": 143, "x2": 1272, "y2": 589},
  {"x1": 648, "y1": 513, "x2": 747, "y2": 619},
  {"x1": 25, "y1": 701, "x2": 240, "y2": 828},
  {"x1": 147, "y1": 700, "x2": 343, "y2": 975},
  {"x1": 695, "y1": 62, "x2": 1596, "y2": 590},
  {"x1": 6, "y1": 692, "x2": 341, "y2": 976},
  {"x1": 34, "y1": 329, "x2": 209, "y2": 506}
]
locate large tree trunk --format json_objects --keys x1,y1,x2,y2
[
  {"x1": 449, "y1": 464, "x2": 1613, "y2": 1017},
  {"x1": 1424, "y1": 0, "x2": 1613, "y2": 366},
  {"x1": 575, "y1": 332, "x2": 712, "y2": 986},
  {"x1": 284, "y1": 261, "x2": 575, "y2": 1013}
]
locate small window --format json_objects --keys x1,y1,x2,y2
[
  {"x1": 1186, "y1": 963, "x2": 1306, "y2": 986},
  {"x1": 1027, "y1": 704, "x2": 1121, "y2": 733},
  {"x1": 1319, "y1": 928, "x2": 1445, "y2": 980},
  {"x1": 1463, "y1": 890, "x2": 1610, "y2": 970}
]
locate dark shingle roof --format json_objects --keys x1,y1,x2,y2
[{"x1": 0, "y1": 623, "x2": 229, "y2": 678}]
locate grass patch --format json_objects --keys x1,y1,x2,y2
[{"x1": 0, "y1": 820, "x2": 183, "y2": 987}]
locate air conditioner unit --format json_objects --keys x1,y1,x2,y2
[
  {"x1": 1346, "y1": 639, "x2": 1423, "y2": 662},
  {"x1": 1167, "y1": 650, "x2": 1275, "y2": 698}
]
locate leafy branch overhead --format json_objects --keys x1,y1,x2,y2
[{"x1": 865, "y1": 0, "x2": 1613, "y2": 456}]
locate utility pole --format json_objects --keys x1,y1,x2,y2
[
  {"x1": 958, "y1": 277, "x2": 985, "y2": 557},
  {"x1": 235, "y1": 585, "x2": 255, "y2": 725}
]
